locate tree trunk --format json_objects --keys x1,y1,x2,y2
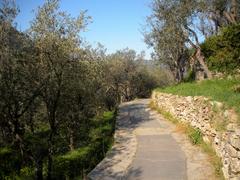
[
  {"x1": 47, "y1": 135, "x2": 53, "y2": 180},
  {"x1": 223, "y1": 0, "x2": 238, "y2": 25},
  {"x1": 46, "y1": 103, "x2": 58, "y2": 180},
  {"x1": 231, "y1": 0, "x2": 238, "y2": 23},
  {"x1": 69, "y1": 128, "x2": 74, "y2": 151},
  {"x1": 195, "y1": 48, "x2": 212, "y2": 79},
  {"x1": 47, "y1": 118, "x2": 55, "y2": 180},
  {"x1": 169, "y1": 65, "x2": 180, "y2": 83},
  {"x1": 35, "y1": 159, "x2": 43, "y2": 180},
  {"x1": 176, "y1": 68, "x2": 182, "y2": 83},
  {"x1": 13, "y1": 118, "x2": 25, "y2": 161}
]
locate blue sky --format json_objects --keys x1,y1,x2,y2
[{"x1": 14, "y1": 0, "x2": 153, "y2": 59}]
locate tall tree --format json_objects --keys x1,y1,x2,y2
[
  {"x1": 0, "y1": 0, "x2": 41, "y2": 163},
  {"x1": 145, "y1": 0, "x2": 188, "y2": 82},
  {"x1": 146, "y1": 0, "x2": 213, "y2": 81},
  {"x1": 29, "y1": 0, "x2": 89, "y2": 178}
]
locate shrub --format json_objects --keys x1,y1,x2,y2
[
  {"x1": 53, "y1": 147, "x2": 92, "y2": 179},
  {"x1": 201, "y1": 23, "x2": 240, "y2": 73},
  {"x1": 187, "y1": 127, "x2": 203, "y2": 145},
  {"x1": 183, "y1": 70, "x2": 195, "y2": 82},
  {"x1": 0, "y1": 147, "x2": 21, "y2": 179}
]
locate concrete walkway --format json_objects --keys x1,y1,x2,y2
[
  {"x1": 88, "y1": 99, "x2": 216, "y2": 180},
  {"x1": 126, "y1": 134, "x2": 187, "y2": 180}
]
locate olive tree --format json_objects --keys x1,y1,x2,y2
[
  {"x1": 145, "y1": 0, "x2": 213, "y2": 81},
  {"x1": 29, "y1": 0, "x2": 90, "y2": 178}
]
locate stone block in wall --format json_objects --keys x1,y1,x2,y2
[
  {"x1": 226, "y1": 144, "x2": 238, "y2": 158},
  {"x1": 223, "y1": 166, "x2": 230, "y2": 179},
  {"x1": 214, "y1": 134, "x2": 220, "y2": 145},
  {"x1": 210, "y1": 101, "x2": 224, "y2": 110},
  {"x1": 235, "y1": 129, "x2": 240, "y2": 137},
  {"x1": 227, "y1": 123, "x2": 238, "y2": 132},
  {"x1": 230, "y1": 158, "x2": 240, "y2": 174},
  {"x1": 230, "y1": 135, "x2": 240, "y2": 150},
  {"x1": 210, "y1": 129, "x2": 217, "y2": 137},
  {"x1": 214, "y1": 143, "x2": 222, "y2": 157},
  {"x1": 186, "y1": 96, "x2": 193, "y2": 103}
]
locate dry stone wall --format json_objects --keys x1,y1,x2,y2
[{"x1": 152, "y1": 92, "x2": 240, "y2": 180}]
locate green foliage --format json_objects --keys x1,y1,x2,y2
[
  {"x1": 19, "y1": 167, "x2": 35, "y2": 179},
  {"x1": 183, "y1": 70, "x2": 195, "y2": 82},
  {"x1": 0, "y1": 147, "x2": 12, "y2": 155},
  {"x1": 53, "y1": 147, "x2": 92, "y2": 179},
  {"x1": 201, "y1": 23, "x2": 240, "y2": 73},
  {"x1": 53, "y1": 111, "x2": 116, "y2": 179},
  {"x1": 0, "y1": 147, "x2": 21, "y2": 179},
  {"x1": 187, "y1": 127, "x2": 203, "y2": 145},
  {"x1": 105, "y1": 49, "x2": 172, "y2": 101}
]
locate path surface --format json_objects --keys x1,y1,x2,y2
[
  {"x1": 126, "y1": 134, "x2": 186, "y2": 180},
  {"x1": 88, "y1": 99, "x2": 216, "y2": 180}
]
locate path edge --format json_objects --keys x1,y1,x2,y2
[{"x1": 87, "y1": 109, "x2": 138, "y2": 180}]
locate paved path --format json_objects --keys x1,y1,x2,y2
[
  {"x1": 88, "y1": 99, "x2": 216, "y2": 180},
  {"x1": 126, "y1": 134, "x2": 186, "y2": 180}
]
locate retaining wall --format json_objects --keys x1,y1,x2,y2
[{"x1": 152, "y1": 92, "x2": 240, "y2": 179}]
